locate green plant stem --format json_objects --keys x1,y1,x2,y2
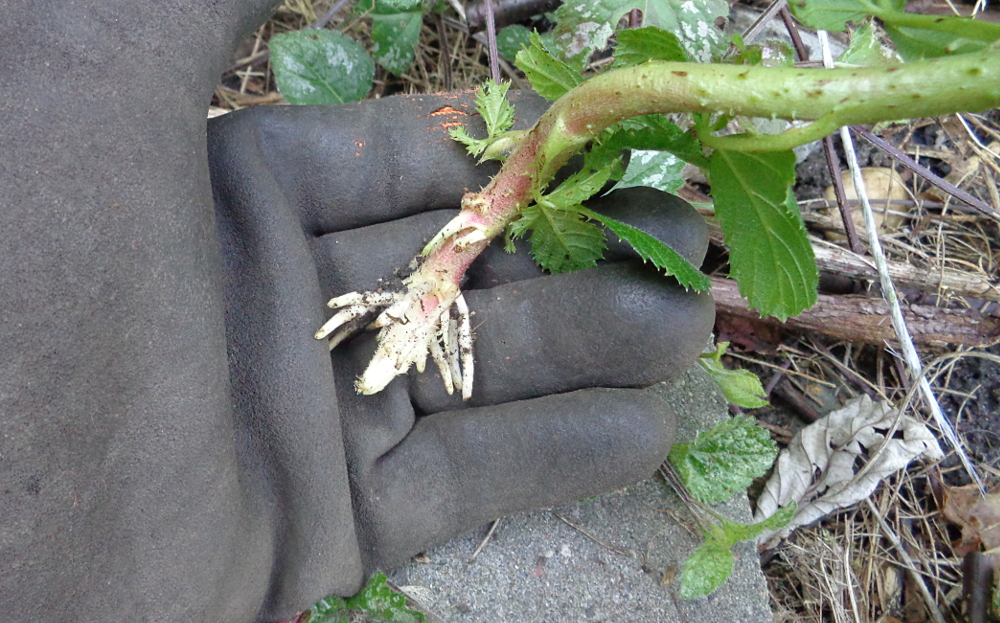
[
  {"x1": 365, "y1": 48, "x2": 1000, "y2": 394},
  {"x1": 437, "y1": 48, "x2": 1000, "y2": 244},
  {"x1": 871, "y1": 8, "x2": 1000, "y2": 42},
  {"x1": 539, "y1": 48, "x2": 998, "y2": 163}
]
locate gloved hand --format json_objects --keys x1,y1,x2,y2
[{"x1": 0, "y1": 2, "x2": 713, "y2": 622}]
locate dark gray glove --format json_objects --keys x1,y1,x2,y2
[{"x1": 0, "y1": 2, "x2": 713, "y2": 622}]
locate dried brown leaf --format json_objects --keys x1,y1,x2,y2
[{"x1": 755, "y1": 395, "x2": 943, "y2": 546}]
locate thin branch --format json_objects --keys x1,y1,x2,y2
[
  {"x1": 435, "y1": 12, "x2": 453, "y2": 91},
  {"x1": 468, "y1": 518, "x2": 500, "y2": 562},
  {"x1": 309, "y1": 0, "x2": 354, "y2": 30},
  {"x1": 865, "y1": 499, "x2": 948, "y2": 623},
  {"x1": 552, "y1": 512, "x2": 633, "y2": 557},
  {"x1": 819, "y1": 32, "x2": 985, "y2": 493},
  {"x1": 734, "y1": 0, "x2": 788, "y2": 48},
  {"x1": 482, "y1": 0, "x2": 501, "y2": 84},
  {"x1": 777, "y1": 5, "x2": 809, "y2": 61},
  {"x1": 777, "y1": 5, "x2": 865, "y2": 255},
  {"x1": 852, "y1": 126, "x2": 1000, "y2": 223},
  {"x1": 222, "y1": 0, "x2": 354, "y2": 76}
]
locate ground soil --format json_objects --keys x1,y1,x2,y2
[{"x1": 938, "y1": 346, "x2": 1000, "y2": 481}]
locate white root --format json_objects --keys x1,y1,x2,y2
[
  {"x1": 429, "y1": 328, "x2": 454, "y2": 395},
  {"x1": 314, "y1": 304, "x2": 372, "y2": 340},
  {"x1": 420, "y1": 212, "x2": 491, "y2": 256},
  {"x1": 317, "y1": 278, "x2": 476, "y2": 399},
  {"x1": 455, "y1": 294, "x2": 474, "y2": 401},
  {"x1": 445, "y1": 312, "x2": 463, "y2": 393}
]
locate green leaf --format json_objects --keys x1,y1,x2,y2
[
  {"x1": 511, "y1": 204, "x2": 607, "y2": 274},
  {"x1": 698, "y1": 360, "x2": 768, "y2": 408},
  {"x1": 312, "y1": 595, "x2": 349, "y2": 615},
  {"x1": 307, "y1": 573, "x2": 425, "y2": 622},
  {"x1": 731, "y1": 39, "x2": 795, "y2": 67},
  {"x1": 377, "y1": 0, "x2": 422, "y2": 8},
  {"x1": 791, "y1": 0, "x2": 1000, "y2": 52},
  {"x1": 698, "y1": 342, "x2": 768, "y2": 408},
  {"x1": 709, "y1": 149, "x2": 817, "y2": 320},
  {"x1": 553, "y1": 0, "x2": 729, "y2": 66},
  {"x1": 343, "y1": 572, "x2": 426, "y2": 623},
  {"x1": 307, "y1": 594, "x2": 351, "y2": 623},
  {"x1": 613, "y1": 26, "x2": 688, "y2": 68},
  {"x1": 367, "y1": 0, "x2": 425, "y2": 74},
  {"x1": 711, "y1": 505, "x2": 796, "y2": 545},
  {"x1": 788, "y1": 0, "x2": 880, "y2": 32},
  {"x1": 668, "y1": 415, "x2": 777, "y2": 505},
  {"x1": 615, "y1": 150, "x2": 685, "y2": 194},
  {"x1": 448, "y1": 125, "x2": 490, "y2": 158},
  {"x1": 475, "y1": 80, "x2": 515, "y2": 138},
  {"x1": 678, "y1": 504, "x2": 795, "y2": 598},
  {"x1": 496, "y1": 24, "x2": 532, "y2": 60},
  {"x1": 580, "y1": 207, "x2": 710, "y2": 292},
  {"x1": 270, "y1": 30, "x2": 374, "y2": 104},
  {"x1": 838, "y1": 23, "x2": 898, "y2": 67},
  {"x1": 741, "y1": 503, "x2": 796, "y2": 539},
  {"x1": 515, "y1": 31, "x2": 585, "y2": 100},
  {"x1": 449, "y1": 81, "x2": 517, "y2": 159},
  {"x1": 678, "y1": 537, "x2": 733, "y2": 599},
  {"x1": 884, "y1": 24, "x2": 991, "y2": 61},
  {"x1": 539, "y1": 167, "x2": 613, "y2": 208},
  {"x1": 606, "y1": 115, "x2": 708, "y2": 169}
]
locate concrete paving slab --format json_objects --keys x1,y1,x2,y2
[{"x1": 390, "y1": 366, "x2": 773, "y2": 622}]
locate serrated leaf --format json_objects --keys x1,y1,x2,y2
[
  {"x1": 270, "y1": 31, "x2": 374, "y2": 104},
  {"x1": 539, "y1": 167, "x2": 613, "y2": 208},
  {"x1": 553, "y1": 0, "x2": 729, "y2": 66},
  {"x1": 668, "y1": 415, "x2": 777, "y2": 505},
  {"x1": 678, "y1": 537, "x2": 733, "y2": 599},
  {"x1": 448, "y1": 125, "x2": 490, "y2": 158},
  {"x1": 709, "y1": 149, "x2": 817, "y2": 320},
  {"x1": 583, "y1": 135, "x2": 627, "y2": 181},
  {"x1": 343, "y1": 572, "x2": 426, "y2": 623},
  {"x1": 511, "y1": 204, "x2": 607, "y2": 274},
  {"x1": 515, "y1": 31, "x2": 585, "y2": 100},
  {"x1": 605, "y1": 115, "x2": 708, "y2": 168},
  {"x1": 613, "y1": 26, "x2": 688, "y2": 68},
  {"x1": 309, "y1": 594, "x2": 351, "y2": 623},
  {"x1": 580, "y1": 206, "x2": 710, "y2": 291},
  {"x1": 614, "y1": 150, "x2": 685, "y2": 194},
  {"x1": 496, "y1": 24, "x2": 532, "y2": 60},
  {"x1": 698, "y1": 342, "x2": 768, "y2": 408},
  {"x1": 368, "y1": 0, "x2": 424, "y2": 74},
  {"x1": 475, "y1": 80, "x2": 515, "y2": 138},
  {"x1": 449, "y1": 81, "x2": 516, "y2": 159}
]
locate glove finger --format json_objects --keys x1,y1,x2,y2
[
  {"x1": 348, "y1": 386, "x2": 675, "y2": 572},
  {"x1": 311, "y1": 208, "x2": 544, "y2": 301},
  {"x1": 313, "y1": 186, "x2": 706, "y2": 298},
  {"x1": 408, "y1": 262, "x2": 714, "y2": 411},
  {"x1": 465, "y1": 186, "x2": 710, "y2": 289},
  {"x1": 207, "y1": 90, "x2": 550, "y2": 235}
]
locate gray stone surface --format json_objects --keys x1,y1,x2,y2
[{"x1": 390, "y1": 366, "x2": 773, "y2": 622}]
